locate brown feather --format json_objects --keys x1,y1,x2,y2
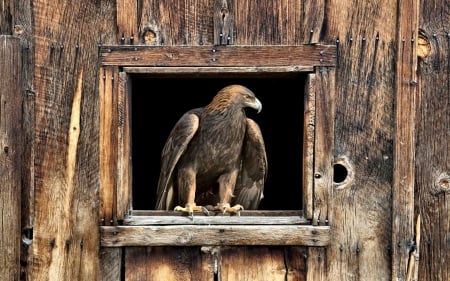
[{"x1": 155, "y1": 84, "x2": 267, "y2": 211}]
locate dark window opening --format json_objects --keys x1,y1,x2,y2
[{"x1": 131, "y1": 74, "x2": 306, "y2": 210}]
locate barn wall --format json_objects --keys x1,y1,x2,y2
[
  {"x1": 0, "y1": 0, "x2": 448, "y2": 281},
  {"x1": 416, "y1": 1, "x2": 450, "y2": 280}
]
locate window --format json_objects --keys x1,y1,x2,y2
[
  {"x1": 99, "y1": 45, "x2": 335, "y2": 247},
  {"x1": 131, "y1": 74, "x2": 304, "y2": 211}
]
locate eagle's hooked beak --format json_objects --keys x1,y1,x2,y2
[{"x1": 253, "y1": 97, "x2": 262, "y2": 114}]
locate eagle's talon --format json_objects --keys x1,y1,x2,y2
[
  {"x1": 174, "y1": 203, "x2": 208, "y2": 218},
  {"x1": 214, "y1": 203, "x2": 244, "y2": 215}
]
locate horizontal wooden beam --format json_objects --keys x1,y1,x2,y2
[
  {"x1": 100, "y1": 45, "x2": 336, "y2": 67},
  {"x1": 123, "y1": 66, "x2": 314, "y2": 74},
  {"x1": 101, "y1": 225, "x2": 330, "y2": 247},
  {"x1": 123, "y1": 215, "x2": 309, "y2": 225}
]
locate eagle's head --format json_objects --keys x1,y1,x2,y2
[{"x1": 208, "y1": 84, "x2": 262, "y2": 114}]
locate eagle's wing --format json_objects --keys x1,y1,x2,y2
[
  {"x1": 155, "y1": 109, "x2": 200, "y2": 210},
  {"x1": 232, "y1": 118, "x2": 268, "y2": 210}
]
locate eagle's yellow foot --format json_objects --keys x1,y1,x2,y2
[
  {"x1": 174, "y1": 203, "x2": 209, "y2": 218},
  {"x1": 214, "y1": 203, "x2": 244, "y2": 216}
]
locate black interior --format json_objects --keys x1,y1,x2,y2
[{"x1": 131, "y1": 73, "x2": 306, "y2": 210}]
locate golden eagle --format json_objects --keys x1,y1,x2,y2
[{"x1": 155, "y1": 84, "x2": 267, "y2": 216}]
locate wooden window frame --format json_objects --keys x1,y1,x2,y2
[{"x1": 98, "y1": 45, "x2": 335, "y2": 247}]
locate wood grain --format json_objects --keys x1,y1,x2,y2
[
  {"x1": 125, "y1": 247, "x2": 212, "y2": 281},
  {"x1": 30, "y1": 1, "x2": 117, "y2": 280},
  {"x1": 416, "y1": 0, "x2": 450, "y2": 279},
  {"x1": 0, "y1": 35, "x2": 22, "y2": 281},
  {"x1": 392, "y1": 0, "x2": 419, "y2": 279},
  {"x1": 320, "y1": 0, "x2": 398, "y2": 280},
  {"x1": 101, "y1": 225, "x2": 331, "y2": 247},
  {"x1": 220, "y1": 246, "x2": 307, "y2": 281},
  {"x1": 100, "y1": 45, "x2": 336, "y2": 67},
  {"x1": 303, "y1": 74, "x2": 316, "y2": 219}
]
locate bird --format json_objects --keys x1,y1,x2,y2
[{"x1": 155, "y1": 84, "x2": 267, "y2": 217}]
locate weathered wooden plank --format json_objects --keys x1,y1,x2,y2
[
  {"x1": 306, "y1": 247, "x2": 326, "y2": 281},
  {"x1": 125, "y1": 247, "x2": 212, "y2": 281},
  {"x1": 100, "y1": 45, "x2": 337, "y2": 67},
  {"x1": 220, "y1": 246, "x2": 307, "y2": 281},
  {"x1": 123, "y1": 215, "x2": 309, "y2": 225},
  {"x1": 117, "y1": 0, "x2": 138, "y2": 44},
  {"x1": 0, "y1": 35, "x2": 22, "y2": 281},
  {"x1": 123, "y1": 66, "x2": 314, "y2": 74},
  {"x1": 234, "y1": 0, "x2": 303, "y2": 45},
  {"x1": 214, "y1": 0, "x2": 233, "y2": 45},
  {"x1": 303, "y1": 74, "x2": 316, "y2": 219},
  {"x1": 116, "y1": 72, "x2": 132, "y2": 220},
  {"x1": 320, "y1": 0, "x2": 398, "y2": 280},
  {"x1": 31, "y1": 1, "x2": 117, "y2": 280},
  {"x1": 301, "y1": 0, "x2": 325, "y2": 44},
  {"x1": 99, "y1": 248, "x2": 122, "y2": 281},
  {"x1": 0, "y1": 0, "x2": 14, "y2": 34},
  {"x1": 138, "y1": 0, "x2": 214, "y2": 45},
  {"x1": 392, "y1": 0, "x2": 419, "y2": 279},
  {"x1": 312, "y1": 67, "x2": 334, "y2": 226},
  {"x1": 416, "y1": 1, "x2": 450, "y2": 279},
  {"x1": 101, "y1": 225, "x2": 330, "y2": 247},
  {"x1": 99, "y1": 66, "x2": 119, "y2": 225}
]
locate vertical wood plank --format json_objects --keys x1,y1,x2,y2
[
  {"x1": 138, "y1": 0, "x2": 214, "y2": 45},
  {"x1": 117, "y1": 0, "x2": 138, "y2": 44},
  {"x1": 233, "y1": 0, "x2": 303, "y2": 45},
  {"x1": 125, "y1": 247, "x2": 213, "y2": 281},
  {"x1": 306, "y1": 247, "x2": 326, "y2": 281},
  {"x1": 415, "y1": 0, "x2": 450, "y2": 280},
  {"x1": 100, "y1": 66, "x2": 119, "y2": 225},
  {"x1": 320, "y1": 1, "x2": 397, "y2": 280},
  {"x1": 0, "y1": 0, "x2": 14, "y2": 34},
  {"x1": 117, "y1": 72, "x2": 132, "y2": 219},
  {"x1": 392, "y1": 0, "x2": 419, "y2": 279},
  {"x1": 303, "y1": 74, "x2": 316, "y2": 220},
  {"x1": 100, "y1": 247, "x2": 122, "y2": 281},
  {"x1": 220, "y1": 246, "x2": 307, "y2": 281},
  {"x1": 312, "y1": 67, "x2": 334, "y2": 226},
  {"x1": 214, "y1": 0, "x2": 234, "y2": 45},
  {"x1": 300, "y1": 0, "x2": 325, "y2": 44},
  {"x1": 0, "y1": 35, "x2": 22, "y2": 281},
  {"x1": 31, "y1": 1, "x2": 117, "y2": 280}
]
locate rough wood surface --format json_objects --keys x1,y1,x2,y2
[
  {"x1": 320, "y1": 0, "x2": 398, "y2": 280},
  {"x1": 312, "y1": 67, "x2": 334, "y2": 226},
  {"x1": 100, "y1": 45, "x2": 336, "y2": 67},
  {"x1": 0, "y1": 35, "x2": 22, "y2": 281},
  {"x1": 101, "y1": 225, "x2": 331, "y2": 247},
  {"x1": 233, "y1": 0, "x2": 304, "y2": 45},
  {"x1": 138, "y1": 0, "x2": 214, "y2": 45},
  {"x1": 125, "y1": 247, "x2": 212, "y2": 281},
  {"x1": 416, "y1": 0, "x2": 450, "y2": 279},
  {"x1": 220, "y1": 246, "x2": 308, "y2": 281},
  {"x1": 303, "y1": 74, "x2": 316, "y2": 219},
  {"x1": 123, "y1": 214, "x2": 308, "y2": 225},
  {"x1": 116, "y1": 72, "x2": 132, "y2": 221},
  {"x1": 30, "y1": 1, "x2": 117, "y2": 280},
  {"x1": 117, "y1": 0, "x2": 138, "y2": 44},
  {"x1": 214, "y1": 0, "x2": 234, "y2": 45},
  {"x1": 99, "y1": 248, "x2": 122, "y2": 281},
  {"x1": 392, "y1": 0, "x2": 419, "y2": 280}
]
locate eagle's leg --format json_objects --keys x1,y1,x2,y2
[
  {"x1": 215, "y1": 171, "x2": 243, "y2": 215},
  {"x1": 174, "y1": 168, "x2": 209, "y2": 218}
]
